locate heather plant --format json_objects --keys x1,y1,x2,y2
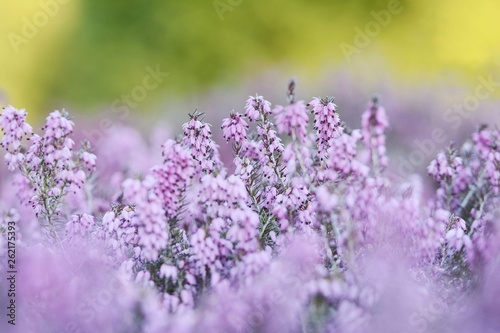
[
  {"x1": 428, "y1": 125, "x2": 500, "y2": 281},
  {"x1": 0, "y1": 81, "x2": 500, "y2": 333},
  {"x1": 0, "y1": 107, "x2": 95, "y2": 240}
]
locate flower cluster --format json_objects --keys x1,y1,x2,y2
[
  {"x1": 361, "y1": 96, "x2": 389, "y2": 171},
  {"x1": 1, "y1": 108, "x2": 95, "y2": 238},
  {"x1": 122, "y1": 176, "x2": 168, "y2": 262},
  {"x1": 0, "y1": 106, "x2": 32, "y2": 171},
  {"x1": 427, "y1": 124, "x2": 500, "y2": 274},
  {"x1": 1, "y1": 83, "x2": 500, "y2": 333},
  {"x1": 309, "y1": 96, "x2": 344, "y2": 162},
  {"x1": 182, "y1": 110, "x2": 222, "y2": 174},
  {"x1": 245, "y1": 95, "x2": 272, "y2": 121},
  {"x1": 221, "y1": 112, "x2": 248, "y2": 143},
  {"x1": 273, "y1": 100, "x2": 308, "y2": 141}
]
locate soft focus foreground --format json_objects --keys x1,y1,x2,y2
[{"x1": 0, "y1": 83, "x2": 499, "y2": 333}]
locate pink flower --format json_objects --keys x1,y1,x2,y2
[
  {"x1": 0, "y1": 105, "x2": 32, "y2": 152},
  {"x1": 257, "y1": 123, "x2": 284, "y2": 155},
  {"x1": 361, "y1": 97, "x2": 389, "y2": 170},
  {"x1": 472, "y1": 126, "x2": 495, "y2": 158},
  {"x1": 42, "y1": 110, "x2": 74, "y2": 140},
  {"x1": 486, "y1": 150, "x2": 500, "y2": 192},
  {"x1": 182, "y1": 111, "x2": 222, "y2": 174},
  {"x1": 4, "y1": 152, "x2": 25, "y2": 172},
  {"x1": 446, "y1": 217, "x2": 472, "y2": 252},
  {"x1": 152, "y1": 139, "x2": 194, "y2": 218},
  {"x1": 81, "y1": 151, "x2": 97, "y2": 171},
  {"x1": 273, "y1": 100, "x2": 309, "y2": 141},
  {"x1": 221, "y1": 112, "x2": 248, "y2": 143},
  {"x1": 66, "y1": 213, "x2": 95, "y2": 239},
  {"x1": 309, "y1": 97, "x2": 344, "y2": 161},
  {"x1": 245, "y1": 95, "x2": 271, "y2": 121},
  {"x1": 428, "y1": 151, "x2": 454, "y2": 181},
  {"x1": 122, "y1": 176, "x2": 168, "y2": 261},
  {"x1": 327, "y1": 130, "x2": 367, "y2": 177}
]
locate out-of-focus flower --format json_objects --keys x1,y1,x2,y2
[
  {"x1": 273, "y1": 100, "x2": 308, "y2": 141},
  {"x1": 361, "y1": 97, "x2": 389, "y2": 170}
]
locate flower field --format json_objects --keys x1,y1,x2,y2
[{"x1": 0, "y1": 81, "x2": 499, "y2": 333}]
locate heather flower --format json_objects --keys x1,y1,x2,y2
[
  {"x1": 327, "y1": 129, "x2": 368, "y2": 177},
  {"x1": 485, "y1": 150, "x2": 500, "y2": 192},
  {"x1": 273, "y1": 100, "x2": 309, "y2": 141},
  {"x1": 361, "y1": 97, "x2": 389, "y2": 170},
  {"x1": 272, "y1": 178, "x2": 310, "y2": 230},
  {"x1": 11, "y1": 173, "x2": 33, "y2": 205},
  {"x1": 0, "y1": 105, "x2": 32, "y2": 151},
  {"x1": 467, "y1": 213, "x2": 500, "y2": 270},
  {"x1": 238, "y1": 136, "x2": 275, "y2": 182},
  {"x1": 42, "y1": 110, "x2": 74, "y2": 139},
  {"x1": 161, "y1": 235, "x2": 320, "y2": 333},
  {"x1": 429, "y1": 129, "x2": 499, "y2": 243},
  {"x1": 221, "y1": 112, "x2": 248, "y2": 143},
  {"x1": 428, "y1": 151, "x2": 455, "y2": 182},
  {"x1": 122, "y1": 176, "x2": 168, "y2": 262},
  {"x1": 254, "y1": 120, "x2": 286, "y2": 191},
  {"x1": 230, "y1": 112, "x2": 287, "y2": 225},
  {"x1": 472, "y1": 125, "x2": 496, "y2": 158},
  {"x1": 245, "y1": 95, "x2": 272, "y2": 121},
  {"x1": 65, "y1": 213, "x2": 95, "y2": 239},
  {"x1": 182, "y1": 173, "x2": 261, "y2": 289},
  {"x1": 189, "y1": 228, "x2": 219, "y2": 279},
  {"x1": 309, "y1": 97, "x2": 344, "y2": 161},
  {"x1": 282, "y1": 140, "x2": 314, "y2": 177},
  {"x1": 0, "y1": 106, "x2": 32, "y2": 171},
  {"x1": 101, "y1": 206, "x2": 140, "y2": 262},
  {"x1": 182, "y1": 110, "x2": 222, "y2": 174},
  {"x1": 474, "y1": 127, "x2": 500, "y2": 193},
  {"x1": 345, "y1": 177, "x2": 380, "y2": 222},
  {"x1": 152, "y1": 139, "x2": 194, "y2": 218},
  {"x1": 160, "y1": 263, "x2": 178, "y2": 281},
  {"x1": 445, "y1": 216, "x2": 472, "y2": 252},
  {"x1": 4, "y1": 151, "x2": 25, "y2": 172},
  {"x1": 257, "y1": 122, "x2": 284, "y2": 155},
  {"x1": 80, "y1": 150, "x2": 97, "y2": 171},
  {"x1": 232, "y1": 251, "x2": 272, "y2": 281},
  {"x1": 451, "y1": 158, "x2": 472, "y2": 194}
]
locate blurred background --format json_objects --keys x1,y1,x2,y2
[{"x1": 1, "y1": 0, "x2": 500, "y2": 177}]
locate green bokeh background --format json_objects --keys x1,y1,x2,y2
[{"x1": 1, "y1": 0, "x2": 500, "y2": 122}]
